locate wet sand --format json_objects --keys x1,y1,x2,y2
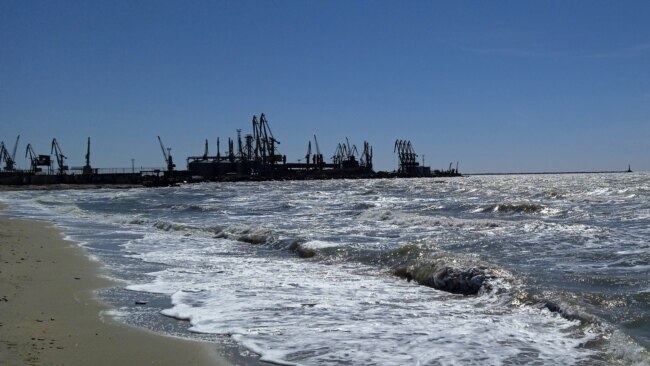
[{"x1": 0, "y1": 213, "x2": 233, "y2": 366}]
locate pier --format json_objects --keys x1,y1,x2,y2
[{"x1": 1, "y1": 113, "x2": 461, "y2": 187}]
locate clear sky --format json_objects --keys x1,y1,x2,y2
[{"x1": 1, "y1": 0, "x2": 649, "y2": 173}]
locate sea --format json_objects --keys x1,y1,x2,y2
[{"x1": 1, "y1": 173, "x2": 649, "y2": 365}]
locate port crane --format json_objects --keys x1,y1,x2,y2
[
  {"x1": 157, "y1": 136, "x2": 175, "y2": 173},
  {"x1": 313, "y1": 135, "x2": 323, "y2": 166},
  {"x1": 0, "y1": 143, "x2": 10, "y2": 171},
  {"x1": 332, "y1": 138, "x2": 358, "y2": 167},
  {"x1": 0, "y1": 135, "x2": 20, "y2": 171},
  {"x1": 202, "y1": 139, "x2": 209, "y2": 160},
  {"x1": 228, "y1": 137, "x2": 235, "y2": 163},
  {"x1": 360, "y1": 141, "x2": 373, "y2": 171},
  {"x1": 237, "y1": 130, "x2": 245, "y2": 161},
  {"x1": 252, "y1": 113, "x2": 283, "y2": 164},
  {"x1": 51, "y1": 138, "x2": 68, "y2": 175},
  {"x1": 82, "y1": 137, "x2": 93, "y2": 175},
  {"x1": 25, "y1": 143, "x2": 39, "y2": 172},
  {"x1": 25, "y1": 144, "x2": 51, "y2": 173},
  {"x1": 394, "y1": 139, "x2": 418, "y2": 174},
  {"x1": 305, "y1": 141, "x2": 312, "y2": 165}
]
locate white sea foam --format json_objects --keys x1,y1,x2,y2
[
  {"x1": 301, "y1": 240, "x2": 341, "y2": 249},
  {"x1": 122, "y1": 231, "x2": 599, "y2": 365}
]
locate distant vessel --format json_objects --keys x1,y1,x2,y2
[{"x1": 627, "y1": 165, "x2": 632, "y2": 173}]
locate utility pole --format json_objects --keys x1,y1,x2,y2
[{"x1": 131, "y1": 159, "x2": 135, "y2": 174}]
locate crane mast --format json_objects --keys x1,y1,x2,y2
[
  {"x1": 0, "y1": 135, "x2": 19, "y2": 171},
  {"x1": 51, "y1": 138, "x2": 68, "y2": 175},
  {"x1": 305, "y1": 141, "x2": 312, "y2": 165},
  {"x1": 203, "y1": 139, "x2": 209, "y2": 160},
  {"x1": 83, "y1": 137, "x2": 93, "y2": 175},
  {"x1": 394, "y1": 139, "x2": 419, "y2": 174},
  {"x1": 0, "y1": 143, "x2": 9, "y2": 171},
  {"x1": 157, "y1": 136, "x2": 175, "y2": 173},
  {"x1": 313, "y1": 135, "x2": 322, "y2": 166},
  {"x1": 25, "y1": 143, "x2": 38, "y2": 172},
  {"x1": 10, "y1": 135, "x2": 19, "y2": 169}
]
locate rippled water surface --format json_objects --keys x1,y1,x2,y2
[{"x1": 2, "y1": 173, "x2": 649, "y2": 365}]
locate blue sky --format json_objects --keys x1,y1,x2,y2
[{"x1": 1, "y1": 0, "x2": 649, "y2": 173}]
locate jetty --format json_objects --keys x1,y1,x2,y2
[{"x1": 1, "y1": 113, "x2": 461, "y2": 187}]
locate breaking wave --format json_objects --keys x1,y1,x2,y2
[
  {"x1": 392, "y1": 261, "x2": 492, "y2": 295},
  {"x1": 287, "y1": 240, "x2": 511, "y2": 297},
  {"x1": 150, "y1": 219, "x2": 278, "y2": 246},
  {"x1": 153, "y1": 220, "x2": 195, "y2": 233},
  {"x1": 212, "y1": 225, "x2": 277, "y2": 245},
  {"x1": 171, "y1": 203, "x2": 222, "y2": 212},
  {"x1": 474, "y1": 203, "x2": 553, "y2": 215},
  {"x1": 357, "y1": 209, "x2": 503, "y2": 229}
]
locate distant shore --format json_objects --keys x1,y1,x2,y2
[
  {"x1": 0, "y1": 183, "x2": 143, "y2": 191},
  {"x1": 0, "y1": 211, "x2": 232, "y2": 366},
  {"x1": 465, "y1": 170, "x2": 635, "y2": 176},
  {"x1": 0, "y1": 170, "x2": 638, "y2": 192}
]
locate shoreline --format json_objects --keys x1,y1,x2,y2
[{"x1": 0, "y1": 213, "x2": 234, "y2": 366}]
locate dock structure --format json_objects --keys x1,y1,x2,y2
[
  {"x1": 1, "y1": 137, "x2": 147, "y2": 186},
  {"x1": 393, "y1": 139, "x2": 461, "y2": 177},
  {"x1": 1, "y1": 112, "x2": 463, "y2": 186},
  {"x1": 186, "y1": 113, "x2": 375, "y2": 181},
  {"x1": 394, "y1": 139, "x2": 424, "y2": 176}
]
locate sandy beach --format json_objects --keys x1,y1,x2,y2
[{"x1": 0, "y1": 211, "x2": 233, "y2": 366}]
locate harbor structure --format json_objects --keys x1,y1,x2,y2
[{"x1": 0, "y1": 113, "x2": 461, "y2": 186}]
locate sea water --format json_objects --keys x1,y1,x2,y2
[{"x1": 2, "y1": 173, "x2": 649, "y2": 365}]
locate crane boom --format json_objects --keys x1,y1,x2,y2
[
  {"x1": 51, "y1": 138, "x2": 67, "y2": 175},
  {"x1": 86, "y1": 137, "x2": 90, "y2": 166},
  {"x1": 11, "y1": 135, "x2": 19, "y2": 162},
  {"x1": 157, "y1": 136, "x2": 175, "y2": 172},
  {"x1": 0, "y1": 143, "x2": 8, "y2": 170},
  {"x1": 83, "y1": 137, "x2": 93, "y2": 175},
  {"x1": 25, "y1": 143, "x2": 34, "y2": 159},
  {"x1": 203, "y1": 139, "x2": 209, "y2": 160},
  {"x1": 313, "y1": 135, "x2": 321, "y2": 155},
  {"x1": 312, "y1": 135, "x2": 323, "y2": 166},
  {"x1": 157, "y1": 136, "x2": 169, "y2": 163},
  {"x1": 25, "y1": 143, "x2": 36, "y2": 172},
  {"x1": 0, "y1": 136, "x2": 19, "y2": 171},
  {"x1": 305, "y1": 141, "x2": 312, "y2": 164}
]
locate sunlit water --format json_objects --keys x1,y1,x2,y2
[{"x1": 2, "y1": 173, "x2": 649, "y2": 365}]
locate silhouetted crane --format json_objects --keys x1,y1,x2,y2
[
  {"x1": 51, "y1": 138, "x2": 68, "y2": 175},
  {"x1": 25, "y1": 143, "x2": 38, "y2": 172},
  {"x1": 0, "y1": 135, "x2": 19, "y2": 171},
  {"x1": 0, "y1": 143, "x2": 10, "y2": 171},
  {"x1": 252, "y1": 113, "x2": 282, "y2": 164},
  {"x1": 313, "y1": 135, "x2": 323, "y2": 167},
  {"x1": 360, "y1": 141, "x2": 373, "y2": 171},
  {"x1": 332, "y1": 137, "x2": 360, "y2": 168},
  {"x1": 157, "y1": 136, "x2": 175, "y2": 173},
  {"x1": 305, "y1": 141, "x2": 312, "y2": 165},
  {"x1": 82, "y1": 137, "x2": 93, "y2": 175},
  {"x1": 394, "y1": 139, "x2": 419, "y2": 174}
]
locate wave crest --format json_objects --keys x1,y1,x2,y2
[
  {"x1": 393, "y1": 260, "x2": 491, "y2": 295},
  {"x1": 474, "y1": 203, "x2": 560, "y2": 216},
  {"x1": 212, "y1": 225, "x2": 276, "y2": 245},
  {"x1": 151, "y1": 220, "x2": 277, "y2": 245}
]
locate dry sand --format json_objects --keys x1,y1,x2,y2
[{"x1": 0, "y1": 213, "x2": 233, "y2": 366}]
